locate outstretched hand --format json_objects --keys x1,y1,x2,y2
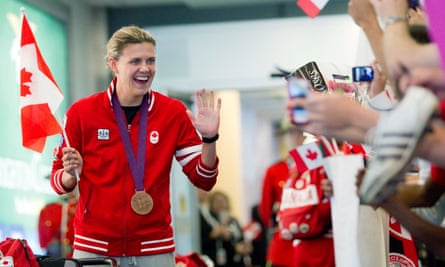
[
  {"x1": 187, "y1": 88, "x2": 222, "y2": 138},
  {"x1": 348, "y1": 0, "x2": 378, "y2": 28}
]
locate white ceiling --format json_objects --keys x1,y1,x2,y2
[
  {"x1": 50, "y1": 0, "x2": 322, "y2": 123},
  {"x1": 86, "y1": 0, "x2": 293, "y2": 123}
]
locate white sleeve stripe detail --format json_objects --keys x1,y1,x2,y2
[
  {"x1": 178, "y1": 152, "x2": 201, "y2": 166},
  {"x1": 176, "y1": 144, "x2": 202, "y2": 157},
  {"x1": 141, "y1": 237, "x2": 174, "y2": 245},
  {"x1": 197, "y1": 167, "x2": 217, "y2": 178},
  {"x1": 54, "y1": 169, "x2": 66, "y2": 193},
  {"x1": 141, "y1": 244, "x2": 175, "y2": 253},
  {"x1": 73, "y1": 242, "x2": 108, "y2": 252},
  {"x1": 75, "y1": 234, "x2": 109, "y2": 245},
  {"x1": 197, "y1": 163, "x2": 218, "y2": 174}
]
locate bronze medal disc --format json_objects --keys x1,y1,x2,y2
[{"x1": 131, "y1": 191, "x2": 153, "y2": 215}]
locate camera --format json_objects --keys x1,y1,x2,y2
[
  {"x1": 287, "y1": 77, "x2": 309, "y2": 125},
  {"x1": 352, "y1": 66, "x2": 374, "y2": 82}
]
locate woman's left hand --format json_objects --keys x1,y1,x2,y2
[{"x1": 187, "y1": 88, "x2": 222, "y2": 138}]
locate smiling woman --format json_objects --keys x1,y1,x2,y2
[
  {"x1": 49, "y1": 25, "x2": 222, "y2": 267},
  {"x1": 105, "y1": 26, "x2": 157, "y2": 106}
]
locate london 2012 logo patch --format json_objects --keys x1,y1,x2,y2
[{"x1": 388, "y1": 253, "x2": 416, "y2": 267}]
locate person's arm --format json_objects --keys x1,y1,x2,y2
[
  {"x1": 182, "y1": 89, "x2": 221, "y2": 191},
  {"x1": 201, "y1": 142, "x2": 217, "y2": 167},
  {"x1": 399, "y1": 66, "x2": 445, "y2": 98},
  {"x1": 395, "y1": 177, "x2": 445, "y2": 208},
  {"x1": 187, "y1": 89, "x2": 221, "y2": 167},
  {"x1": 348, "y1": 0, "x2": 387, "y2": 78},
  {"x1": 287, "y1": 93, "x2": 380, "y2": 143},
  {"x1": 381, "y1": 197, "x2": 445, "y2": 258},
  {"x1": 371, "y1": 0, "x2": 441, "y2": 84},
  {"x1": 384, "y1": 23, "x2": 440, "y2": 80},
  {"x1": 51, "y1": 142, "x2": 82, "y2": 194}
]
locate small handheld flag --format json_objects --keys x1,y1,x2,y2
[{"x1": 19, "y1": 9, "x2": 64, "y2": 153}]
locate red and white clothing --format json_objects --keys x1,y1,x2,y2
[
  {"x1": 51, "y1": 78, "x2": 218, "y2": 257},
  {"x1": 258, "y1": 159, "x2": 295, "y2": 267},
  {"x1": 38, "y1": 198, "x2": 77, "y2": 257},
  {"x1": 292, "y1": 167, "x2": 334, "y2": 267},
  {"x1": 293, "y1": 236, "x2": 334, "y2": 267}
]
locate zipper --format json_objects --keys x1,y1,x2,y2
[
  {"x1": 82, "y1": 186, "x2": 92, "y2": 221},
  {"x1": 19, "y1": 239, "x2": 34, "y2": 267}
]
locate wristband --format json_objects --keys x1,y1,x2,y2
[
  {"x1": 202, "y1": 134, "x2": 219, "y2": 143},
  {"x1": 383, "y1": 16, "x2": 407, "y2": 28}
]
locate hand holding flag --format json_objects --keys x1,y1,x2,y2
[{"x1": 19, "y1": 9, "x2": 64, "y2": 153}]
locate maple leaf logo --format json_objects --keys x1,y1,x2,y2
[
  {"x1": 305, "y1": 149, "x2": 318, "y2": 161},
  {"x1": 20, "y1": 67, "x2": 33, "y2": 97}
]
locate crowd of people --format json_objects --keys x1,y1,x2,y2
[
  {"x1": 285, "y1": 0, "x2": 445, "y2": 266},
  {"x1": 34, "y1": 0, "x2": 445, "y2": 266}
]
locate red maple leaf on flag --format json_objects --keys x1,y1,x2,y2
[
  {"x1": 305, "y1": 149, "x2": 318, "y2": 161},
  {"x1": 20, "y1": 67, "x2": 32, "y2": 97},
  {"x1": 289, "y1": 141, "x2": 324, "y2": 173},
  {"x1": 19, "y1": 12, "x2": 64, "y2": 153}
]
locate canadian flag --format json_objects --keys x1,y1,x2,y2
[
  {"x1": 297, "y1": 0, "x2": 330, "y2": 18},
  {"x1": 19, "y1": 12, "x2": 63, "y2": 153},
  {"x1": 289, "y1": 140, "x2": 328, "y2": 173}
]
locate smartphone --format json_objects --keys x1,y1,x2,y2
[
  {"x1": 352, "y1": 66, "x2": 374, "y2": 82},
  {"x1": 287, "y1": 77, "x2": 309, "y2": 125}
]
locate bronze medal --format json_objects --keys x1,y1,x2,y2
[{"x1": 131, "y1": 191, "x2": 153, "y2": 215}]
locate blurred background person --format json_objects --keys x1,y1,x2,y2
[
  {"x1": 258, "y1": 118, "x2": 307, "y2": 267},
  {"x1": 243, "y1": 204, "x2": 267, "y2": 267},
  {"x1": 200, "y1": 190, "x2": 252, "y2": 267},
  {"x1": 38, "y1": 191, "x2": 78, "y2": 258}
]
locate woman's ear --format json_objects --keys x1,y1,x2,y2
[{"x1": 108, "y1": 57, "x2": 118, "y2": 74}]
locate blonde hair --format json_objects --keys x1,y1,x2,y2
[
  {"x1": 105, "y1": 25, "x2": 156, "y2": 62},
  {"x1": 208, "y1": 190, "x2": 231, "y2": 212}
]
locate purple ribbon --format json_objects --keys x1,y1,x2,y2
[{"x1": 112, "y1": 92, "x2": 149, "y2": 191}]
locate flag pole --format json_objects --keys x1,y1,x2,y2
[{"x1": 62, "y1": 116, "x2": 81, "y2": 181}]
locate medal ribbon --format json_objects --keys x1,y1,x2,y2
[{"x1": 112, "y1": 91, "x2": 149, "y2": 191}]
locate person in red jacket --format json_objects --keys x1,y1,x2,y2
[
  {"x1": 292, "y1": 166, "x2": 334, "y2": 267},
  {"x1": 50, "y1": 25, "x2": 221, "y2": 267},
  {"x1": 38, "y1": 192, "x2": 77, "y2": 258},
  {"x1": 258, "y1": 122, "x2": 306, "y2": 267}
]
